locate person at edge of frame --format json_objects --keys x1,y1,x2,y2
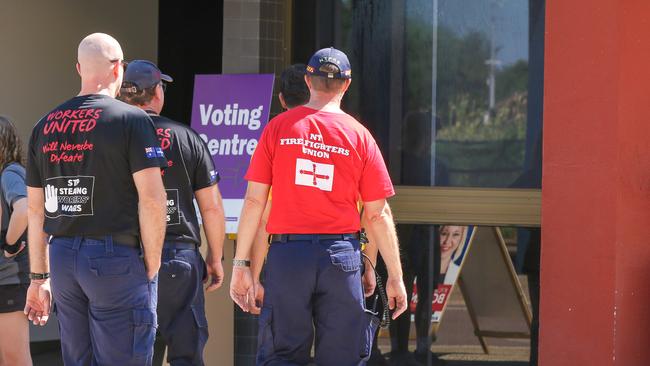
[
  {"x1": 119, "y1": 59, "x2": 226, "y2": 366},
  {"x1": 250, "y1": 63, "x2": 378, "y2": 319},
  {"x1": 24, "y1": 33, "x2": 167, "y2": 366},
  {"x1": 230, "y1": 47, "x2": 408, "y2": 366},
  {"x1": 0, "y1": 116, "x2": 32, "y2": 366}
]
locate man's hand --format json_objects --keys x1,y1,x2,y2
[
  {"x1": 24, "y1": 280, "x2": 51, "y2": 326},
  {"x1": 362, "y1": 264, "x2": 376, "y2": 297},
  {"x1": 249, "y1": 281, "x2": 265, "y2": 314},
  {"x1": 205, "y1": 253, "x2": 224, "y2": 292},
  {"x1": 133, "y1": 167, "x2": 166, "y2": 284},
  {"x1": 386, "y1": 277, "x2": 407, "y2": 319},
  {"x1": 230, "y1": 266, "x2": 254, "y2": 312}
]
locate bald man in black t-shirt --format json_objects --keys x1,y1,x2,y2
[{"x1": 25, "y1": 33, "x2": 167, "y2": 366}]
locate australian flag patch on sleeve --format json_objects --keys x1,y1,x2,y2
[
  {"x1": 209, "y1": 170, "x2": 220, "y2": 183},
  {"x1": 145, "y1": 147, "x2": 156, "y2": 158}
]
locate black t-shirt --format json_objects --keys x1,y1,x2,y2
[
  {"x1": 26, "y1": 94, "x2": 167, "y2": 236},
  {"x1": 151, "y1": 114, "x2": 219, "y2": 245}
]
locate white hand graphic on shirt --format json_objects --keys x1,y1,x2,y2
[{"x1": 44, "y1": 184, "x2": 58, "y2": 213}]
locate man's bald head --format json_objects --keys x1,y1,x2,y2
[{"x1": 77, "y1": 33, "x2": 124, "y2": 96}]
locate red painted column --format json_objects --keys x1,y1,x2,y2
[{"x1": 541, "y1": 1, "x2": 650, "y2": 365}]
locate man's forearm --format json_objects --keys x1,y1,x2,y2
[
  {"x1": 251, "y1": 201, "x2": 271, "y2": 280},
  {"x1": 202, "y1": 206, "x2": 225, "y2": 259},
  {"x1": 196, "y1": 185, "x2": 225, "y2": 258},
  {"x1": 251, "y1": 231, "x2": 269, "y2": 281},
  {"x1": 235, "y1": 182, "x2": 270, "y2": 260},
  {"x1": 235, "y1": 196, "x2": 266, "y2": 260},
  {"x1": 366, "y1": 206, "x2": 402, "y2": 279},
  {"x1": 139, "y1": 196, "x2": 166, "y2": 272},
  {"x1": 27, "y1": 189, "x2": 48, "y2": 274}
]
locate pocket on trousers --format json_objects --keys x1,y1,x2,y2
[
  {"x1": 88, "y1": 256, "x2": 131, "y2": 277},
  {"x1": 132, "y1": 308, "x2": 156, "y2": 359},
  {"x1": 359, "y1": 310, "x2": 380, "y2": 361},
  {"x1": 160, "y1": 259, "x2": 192, "y2": 280},
  {"x1": 257, "y1": 306, "x2": 275, "y2": 361},
  {"x1": 329, "y1": 242, "x2": 361, "y2": 272}
]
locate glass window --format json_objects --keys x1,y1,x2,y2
[
  {"x1": 290, "y1": 1, "x2": 544, "y2": 364},
  {"x1": 323, "y1": 0, "x2": 542, "y2": 188}
]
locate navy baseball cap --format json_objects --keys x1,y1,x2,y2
[
  {"x1": 122, "y1": 60, "x2": 173, "y2": 92},
  {"x1": 306, "y1": 47, "x2": 352, "y2": 79}
]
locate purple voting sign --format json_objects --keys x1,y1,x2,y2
[{"x1": 191, "y1": 74, "x2": 275, "y2": 233}]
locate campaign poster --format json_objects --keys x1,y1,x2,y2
[
  {"x1": 409, "y1": 225, "x2": 475, "y2": 322},
  {"x1": 190, "y1": 74, "x2": 275, "y2": 233}
]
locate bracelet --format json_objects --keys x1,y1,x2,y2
[
  {"x1": 29, "y1": 272, "x2": 50, "y2": 280},
  {"x1": 3, "y1": 242, "x2": 23, "y2": 255},
  {"x1": 233, "y1": 259, "x2": 251, "y2": 267}
]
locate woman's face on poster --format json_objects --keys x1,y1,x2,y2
[{"x1": 440, "y1": 225, "x2": 464, "y2": 259}]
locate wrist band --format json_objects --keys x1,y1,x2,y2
[
  {"x1": 233, "y1": 259, "x2": 251, "y2": 267},
  {"x1": 3, "y1": 242, "x2": 22, "y2": 255},
  {"x1": 29, "y1": 272, "x2": 50, "y2": 280}
]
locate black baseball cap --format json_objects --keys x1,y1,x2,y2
[
  {"x1": 122, "y1": 60, "x2": 173, "y2": 92},
  {"x1": 306, "y1": 47, "x2": 352, "y2": 79}
]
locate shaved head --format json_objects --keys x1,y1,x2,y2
[{"x1": 77, "y1": 33, "x2": 124, "y2": 96}]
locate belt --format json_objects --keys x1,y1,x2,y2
[
  {"x1": 270, "y1": 233, "x2": 360, "y2": 243},
  {"x1": 85, "y1": 234, "x2": 140, "y2": 248},
  {"x1": 163, "y1": 242, "x2": 197, "y2": 250}
]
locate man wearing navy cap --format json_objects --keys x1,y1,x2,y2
[
  {"x1": 119, "y1": 60, "x2": 226, "y2": 366},
  {"x1": 231, "y1": 47, "x2": 407, "y2": 365}
]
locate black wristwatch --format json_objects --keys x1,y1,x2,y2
[{"x1": 29, "y1": 272, "x2": 50, "y2": 280}]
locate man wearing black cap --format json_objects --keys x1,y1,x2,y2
[
  {"x1": 230, "y1": 47, "x2": 407, "y2": 365},
  {"x1": 24, "y1": 33, "x2": 167, "y2": 365},
  {"x1": 119, "y1": 60, "x2": 226, "y2": 366}
]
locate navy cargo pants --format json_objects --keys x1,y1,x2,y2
[
  {"x1": 257, "y1": 236, "x2": 379, "y2": 366},
  {"x1": 155, "y1": 242, "x2": 208, "y2": 366},
  {"x1": 49, "y1": 236, "x2": 158, "y2": 366}
]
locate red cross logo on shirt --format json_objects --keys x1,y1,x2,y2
[{"x1": 299, "y1": 163, "x2": 331, "y2": 186}]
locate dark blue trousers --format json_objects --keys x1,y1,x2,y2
[
  {"x1": 49, "y1": 236, "x2": 157, "y2": 366},
  {"x1": 257, "y1": 237, "x2": 378, "y2": 366},
  {"x1": 156, "y1": 242, "x2": 208, "y2": 366}
]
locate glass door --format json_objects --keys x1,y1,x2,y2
[{"x1": 291, "y1": 1, "x2": 544, "y2": 364}]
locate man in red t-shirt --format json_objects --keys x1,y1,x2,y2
[{"x1": 229, "y1": 47, "x2": 407, "y2": 365}]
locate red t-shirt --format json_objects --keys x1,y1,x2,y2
[{"x1": 245, "y1": 106, "x2": 394, "y2": 234}]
